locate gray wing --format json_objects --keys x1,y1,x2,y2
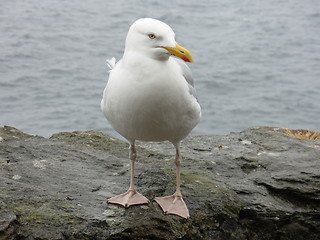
[{"x1": 174, "y1": 58, "x2": 198, "y2": 100}]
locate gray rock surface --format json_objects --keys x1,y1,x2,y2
[{"x1": 0, "y1": 125, "x2": 319, "y2": 240}]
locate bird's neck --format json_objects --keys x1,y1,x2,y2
[{"x1": 123, "y1": 49, "x2": 170, "y2": 66}]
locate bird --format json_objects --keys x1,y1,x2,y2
[{"x1": 101, "y1": 18, "x2": 201, "y2": 219}]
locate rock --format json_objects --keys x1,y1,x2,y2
[
  {"x1": 0, "y1": 201, "x2": 17, "y2": 240},
  {"x1": 0, "y1": 126, "x2": 319, "y2": 240}
]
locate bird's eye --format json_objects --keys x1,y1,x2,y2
[{"x1": 148, "y1": 33, "x2": 156, "y2": 39}]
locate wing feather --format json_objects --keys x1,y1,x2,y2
[{"x1": 174, "y1": 58, "x2": 198, "y2": 100}]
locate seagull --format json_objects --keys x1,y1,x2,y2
[{"x1": 101, "y1": 18, "x2": 201, "y2": 219}]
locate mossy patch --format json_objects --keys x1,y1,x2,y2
[
  {"x1": 181, "y1": 171, "x2": 218, "y2": 186},
  {"x1": 50, "y1": 130, "x2": 129, "y2": 158},
  {"x1": 50, "y1": 130, "x2": 158, "y2": 161},
  {"x1": 9, "y1": 201, "x2": 82, "y2": 227}
]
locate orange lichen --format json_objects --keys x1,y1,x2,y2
[{"x1": 284, "y1": 129, "x2": 320, "y2": 140}]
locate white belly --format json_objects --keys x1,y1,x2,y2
[{"x1": 101, "y1": 59, "x2": 201, "y2": 143}]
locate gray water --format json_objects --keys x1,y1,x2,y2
[{"x1": 1, "y1": 0, "x2": 319, "y2": 139}]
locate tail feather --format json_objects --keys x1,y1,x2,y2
[{"x1": 106, "y1": 57, "x2": 116, "y2": 71}]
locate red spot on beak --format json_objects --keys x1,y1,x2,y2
[{"x1": 181, "y1": 56, "x2": 191, "y2": 62}]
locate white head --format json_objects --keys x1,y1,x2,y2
[{"x1": 124, "y1": 18, "x2": 193, "y2": 62}]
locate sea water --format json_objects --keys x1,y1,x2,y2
[{"x1": 1, "y1": 0, "x2": 319, "y2": 138}]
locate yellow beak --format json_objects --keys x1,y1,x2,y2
[{"x1": 162, "y1": 43, "x2": 193, "y2": 63}]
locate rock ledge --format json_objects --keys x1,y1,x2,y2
[{"x1": 0, "y1": 126, "x2": 319, "y2": 240}]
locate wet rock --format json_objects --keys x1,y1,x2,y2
[{"x1": 0, "y1": 126, "x2": 319, "y2": 239}]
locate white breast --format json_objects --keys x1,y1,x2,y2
[{"x1": 101, "y1": 57, "x2": 201, "y2": 143}]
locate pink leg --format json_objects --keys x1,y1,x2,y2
[
  {"x1": 108, "y1": 141, "x2": 149, "y2": 207},
  {"x1": 154, "y1": 143, "x2": 190, "y2": 219}
]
